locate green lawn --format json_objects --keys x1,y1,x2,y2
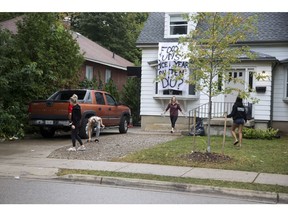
[{"x1": 113, "y1": 135, "x2": 288, "y2": 175}]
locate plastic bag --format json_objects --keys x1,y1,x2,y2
[{"x1": 189, "y1": 117, "x2": 205, "y2": 136}]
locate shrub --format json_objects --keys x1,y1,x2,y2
[
  {"x1": 121, "y1": 77, "x2": 141, "y2": 125},
  {"x1": 104, "y1": 79, "x2": 120, "y2": 102},
  {"x1": 0, "y1": 104, "x2": 25, "y2": 140},
  {"x1": 243, "y1": 127, "x2": 279, "y2": 139}
]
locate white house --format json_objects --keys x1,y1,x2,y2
[{"x1": 136, "y1": 12, "x2": 288, "y2": 134}]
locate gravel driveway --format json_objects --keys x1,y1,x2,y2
[{"x1": 48, "y1": 128, "x2": 179, "y2": 161}]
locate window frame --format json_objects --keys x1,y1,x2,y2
[
  {"x1": 105, "y1": 69, "x2": 111, "y2": 83},
  {"x1": 154, "y1": 68, "x2": 197, "y2": 97},
  {"x1": 169, "y1": 14, "x2": 188, "y2": 36},
  {"x1": 85, "y1": 65, "x2": 93, "y2": 81},
  {"x1": 164, "y1": 13, "x2": 197, "y2": 39}
]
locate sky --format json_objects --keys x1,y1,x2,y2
[{"x1": 1, "y1": 0, "x2": 287, "y2": 12}]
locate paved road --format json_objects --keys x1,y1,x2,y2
[{"x1": 0, "y1": 177, "x2": 268, "y2": 204}]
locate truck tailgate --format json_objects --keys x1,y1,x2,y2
[{"x1": 29, "y1": 100, "x2": 69, "y2": 120}]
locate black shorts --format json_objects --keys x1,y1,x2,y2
[{"x1": 233, "y1": 118, "x2": 245, "y2": 125}]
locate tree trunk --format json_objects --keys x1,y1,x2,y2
[{"x1": 207, "y1": 99, "x2": 212, "y2": 153}]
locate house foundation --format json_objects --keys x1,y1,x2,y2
[{"x1": 141, "y1": 116, "x2": 255, "y2": 136}]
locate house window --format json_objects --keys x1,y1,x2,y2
[
  {"x1": 105, "y1": 69, "x2": 111, "y2": 83},
  {"x1": 169, "y1": 14, "x2": 188, "y2": 36},
  {"x1": 165, "y1": 13, "x2": 197, "y2": 39},
  {"x1": 85, "y1": 66, "x2": 93, "y2": 81},
  {"x1": 155, "y1": 69, "x2": 196, "y2": 96}
]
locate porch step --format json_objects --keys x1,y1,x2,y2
[
  {"x1": 144, "y1": 123, "x2": 188, "y2": 132},
  {"x1": 203, "y1": 118, "x2": 255, "y2": 136}
]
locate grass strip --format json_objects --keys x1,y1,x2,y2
[{"x1": 57, "y1": 168, "x2": 288, "y2": 194}]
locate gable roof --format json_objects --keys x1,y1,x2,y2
[
  {"x1": 137, "y1": 12, "x2": 288, "y2": 46},
  {"x1": 0, "y1": 16, "x2": 134, "y2": 71},
  {"x1": 73, "y1": 32, "x2": 134, "y2": 70}
]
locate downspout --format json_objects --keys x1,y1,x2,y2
[{"x1": 270, "y1": 60, "x2": 280, "y2": 128}]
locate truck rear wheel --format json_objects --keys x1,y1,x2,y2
[
  {"x1": 40, "y1": 127, "x2": 56, "y2": 138},
  {"x1": 119, "y1": 116, "x2": 129, "y2": 134}
]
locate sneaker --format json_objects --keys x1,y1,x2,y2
[
  {"x1": 67, "y1": 147, "x2": 76, "y2": 152},
  {"x1": 77, "y1": 145, "x2": 86, "y2": 151}
]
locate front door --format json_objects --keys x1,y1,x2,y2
[{"x1": 224, "y1": 69, "x2": 246, "y2": 103}]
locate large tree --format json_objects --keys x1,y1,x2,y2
[
  {"x1": 15, "y1": 13, "x2": 84, "y2": 98},
  {"x1": 71, "y1": 12, "x2": 148, "y2": 65},
  {"x1": 0, "y1": 13, "x2": 84, "y2": 138},
  {"x1": 179, "y1": 12, "x2": 262, "y2": 153}
]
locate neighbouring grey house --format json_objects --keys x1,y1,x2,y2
[{"x1": 136, "y1": 12, "x2": 288, "y2": 134}]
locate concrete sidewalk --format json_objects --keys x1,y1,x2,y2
[{"x1": 0, "y1": 156, "x2": 287, "y2": 187}]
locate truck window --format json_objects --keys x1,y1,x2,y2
[
  {"x1": 50, "y1": 90, "x2": 86, "y2": 101},
  {"x1": 95, "y1": 92, "x2": 105, "y2": 105},
  {"x1": 106, "y1": 94, "x2": 116, "y2": 106}
]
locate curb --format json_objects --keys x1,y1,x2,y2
[{"x1": 59, "y1": 174, "x2": 288, "y2": 204}]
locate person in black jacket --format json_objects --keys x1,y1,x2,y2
[
  {"x1": 67, "y1": 94, "x2": 85, "y2": 151},
  {"x1": 227, "y1": 96, "x2": 247, "y2": 147}
]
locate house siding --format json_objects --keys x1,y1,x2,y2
[
  {"x1": 273, "y1": 65, "x2": 288, "y2": 121},
  {"x1": 248, "y1": 61, "x2": 272, "y2": 121},
  {"x1": 140, "y1": 48, "x2": 159, "y2": 115},
  {"x1": 251, "y1": 45, "x2": 288, "y2": 61},
  {"x1": 141, "y1": 46, "x2": 274, "y2": 115}
]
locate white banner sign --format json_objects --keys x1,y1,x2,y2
[{"x1": 158, "y1": 42, "x2": 189, "y2": 91}]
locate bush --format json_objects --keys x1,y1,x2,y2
[
  {"x1": 0, "y1": 105, "x2": 25, "y2": 140},
  {"x1": 243, "y1": 127, "x2": 279, "y2": 140},
  {"x1": 121, "y1": 77, "x2": 141, "y2": 126},
  {"x1": 104, "y1": 79, "x2": 120, "y2": 102}
]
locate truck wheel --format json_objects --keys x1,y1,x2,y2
[
  {"x1": 40, "y1": 127, "x2": 55, "y2": 138},
  {"x1": 79, "y1": 117, "x2": 89, "y2": 139},
  {"x1": 119, "y1": 116, "x2": 129, "y2": 134}
]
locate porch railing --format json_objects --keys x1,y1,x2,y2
[{"x1": 188, "y1": 102, "x2": 253, "y2": 129}]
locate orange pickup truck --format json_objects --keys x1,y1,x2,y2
[{"x1": 28, "y1": 89, "x2": 131, "y2": 138}]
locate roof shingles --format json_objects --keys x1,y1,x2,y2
[
  {"x1": 137, "y1": 12, "x2": 288, "y2": 45},
  {"x1": 0, "y1": 16, "x2": 134, "y2": 70},
  {"x1": 73, "y1": 32, "x2": 134, "y2": 70}
]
